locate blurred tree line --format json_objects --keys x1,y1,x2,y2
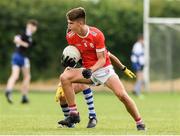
[{"x1": 0, "y1": 0, "x2": 179, "y2": 82}]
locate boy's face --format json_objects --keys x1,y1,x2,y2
[
  {"x1": 67, "y1": 19, "x2": 81, "y2": 32},
  {"x1": 139, "y1": 37, "x2": 144, "y2": 44},
  {"x1": 27, "y1": 24, "x2": 37, "y2": 34}
]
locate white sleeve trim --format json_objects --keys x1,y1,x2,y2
[{"x1": 96, "y1": 48, "x2": 105, "y2": 52}]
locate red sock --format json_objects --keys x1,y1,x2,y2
[
  {"x1": 135, "y1": 117, "x2": 143, "y2": 125},
  {"x1": 69, "y1": 104, "x2": 78, "y2": 114}
]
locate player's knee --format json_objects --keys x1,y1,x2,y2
[
  {"x1": 60, "y1": 72, "x2": 71, "y2": 84},
  {"x1": 24, "y1": 74, "x2": 31, "y2": 81},
  {"x1": 60, "y1": 73, "x2": 68, "y2": 84}
]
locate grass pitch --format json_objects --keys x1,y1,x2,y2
[{"x1": 0, "y1": 90, "x2": 180, "y2": 135}]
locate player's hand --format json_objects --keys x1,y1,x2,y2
[
  {"x1": 78, "y1": 59, "x2": 82, "y2": 66},
  {"x1": 122, "y1": 67, "x2": 136, "y2": 79},
  {"x1": 55, "y1": 86, "x2": 64, "y2": 102},
  {"x1": 61, "y1": 55, "x2": 76, "y2": 68},
  {"x1": 82, "y1": 69, "x2": 92, "y2": 79}
]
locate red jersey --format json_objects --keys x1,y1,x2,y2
[{"x1": 66, "y1": 26, "x2": 111, "y2": 68}]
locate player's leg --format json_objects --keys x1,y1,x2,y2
[
  {"x1": 57, "y1": 83, "x2": 83, "y2": 127},
  {"x1": 57, "y1": 68, "x2": 77, "y2": 123},
  {"x1": 60, "y1": 68, "x2": 92, "y2": 106},
  {"x1": 134, "y1": 70, "x2": 144, "y2": 96},
  {"x1": 59, "y1": 68, "x2": 92, "y2": 126},
  {"x1": 58, "y1": 88, "x2": 70, "y2": 119},
  {"x1": 81, "y1": 86, "x2": 97, "y2": 128},
  {"x1": 56, "y1": 86, "x2": 73, "y2": 127},
  {"x1": 132, "y1": 63, "x2": 144, "y2": 96},
  {"x1": 105, "y1": 75, "x2": 145, "y2": 130},
  {"x1": 74, "y1": 83, "x2": 97, "y2": 128},
  {"x1": 5, "y1": 65, "x2": 20, "y2": 103},
  {"x1": 21, "y1": 59, "x2": 31, "y2": 104},
  {"x1": 57, "y1": 83, "x2": 97, "y2": 128},
  {"x1": 57, "y1": 68, "x2": 73, "y2": 120}
]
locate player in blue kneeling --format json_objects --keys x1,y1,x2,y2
[{"x1": 5, "y1": 19, "x2": 38, "y2": 104}]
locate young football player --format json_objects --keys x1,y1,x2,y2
[
  {"x1": 56, "y1": 51, "x2": 135, "y2": 128},
  {"x1": 56, "y1": 29, "x2": 98, "y2": 128},
  {"x1": 59, "y1": 7, "x2": 146, "y2": 130},
  {"x1": 131, "y1": 34, "x2": 145, "y2": 96},
  {"x1": 5, "y1": 19, "x2": 38, "y2": 104}
]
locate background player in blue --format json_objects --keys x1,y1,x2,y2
[
  {"x1": 5, "y1": 19, "x2": 38, "y2": 104},
  {"x1": 131, "y1": 35, "x2": 145, "y2": 96}
]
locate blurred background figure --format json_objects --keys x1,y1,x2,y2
[
  {"x1": 5, "y1": 19, "x2": 38, "y2": 104},
  {"x1": 131, "y1": 34, "x2": 144, "y2": 96}
]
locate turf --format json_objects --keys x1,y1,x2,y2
[{"x1": 0, "y1": 90, "x2": 180, "y2": 135}]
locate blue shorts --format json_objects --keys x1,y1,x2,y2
[
  {"x1": 132, "y1": 63, "x2": 144, "y2": 72},
  {"x1": 11, "y1": 52, "x2": 30, "y2": 68}
]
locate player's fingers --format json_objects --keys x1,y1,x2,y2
[
  {"x1": 63, "y1": 56, "x2": 70, "y2": 66},
  {"x1": 129, "y1": 74, "x2": 133, "y2": 78},
  {"x1": 131, "y1": 72, "x2": 136, "y2": 78},
  {"x1": 68, "y1": 58, "x2": 76, "y2": 67},
  {"x1": 126, "y1": 71, "x2": 133, "y2": 78},
  {"x1": 130, "y1": 72, "x2": 136, "y2": 78}
]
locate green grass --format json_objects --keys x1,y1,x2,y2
[{"x1": 0, "y1": 90, "x2": 180, "y2": 135}]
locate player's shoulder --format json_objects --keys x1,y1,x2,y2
[
  {"x1": 66, "y1": 30, "x2": 75, "y2": 39},
  {"x1": 89, "y1": 26, "x2": 104, "y2": 37}
]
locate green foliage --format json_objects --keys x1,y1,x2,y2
[
  {"x1": 0, "y1": 0, "x2": 179, "y2": 82},
  {"x1": 150, "y1": 0, "x2": 180, "y2": 17},
  {"x1": 0, "y1": 0, "x2": 143, "y2": 82}
]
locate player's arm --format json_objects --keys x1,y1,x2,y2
[
  {"x1": 109, "y1": 52, "x2": 136, "y2": 79},
  {"x1": 90, "y1": 31, "x2": 106, "y2": 72},
  {"x1": 13, "y1": 35, "x2": 29, "y2": 48},
  {"x1": 90, "y1": 51, "x2": 106, "y2": 72},
  {"x1": 109, "y1": 52, "x2": 125, "y2": 70},
  {"x1": 82, "y1": 51, "x2": 106, "y2": 79}
]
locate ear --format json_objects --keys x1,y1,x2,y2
[
  {"x1": 79, "y1": 20, "x2": 84, "y2": 25},
  {"x1": 77, "y1": 19, "x2": 85, "y2": 25}
]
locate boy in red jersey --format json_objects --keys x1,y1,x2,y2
[
  {"x1": 56, "y1": 51, "x2": 136, "y2": 128},
  {"x1": 59, "y1": 7, "x2": 145, "y2": 130}
]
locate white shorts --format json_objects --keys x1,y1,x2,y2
[{"x1": 90, "y1": 65, "x2": 116, "y2": 86}]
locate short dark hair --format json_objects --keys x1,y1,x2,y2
[
  {"x1": 27, "y1": 19, "x2": 38, "y2": 27},
  {"x1": 66, "y1": 7, "x2": 86, "y2": 23}
]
